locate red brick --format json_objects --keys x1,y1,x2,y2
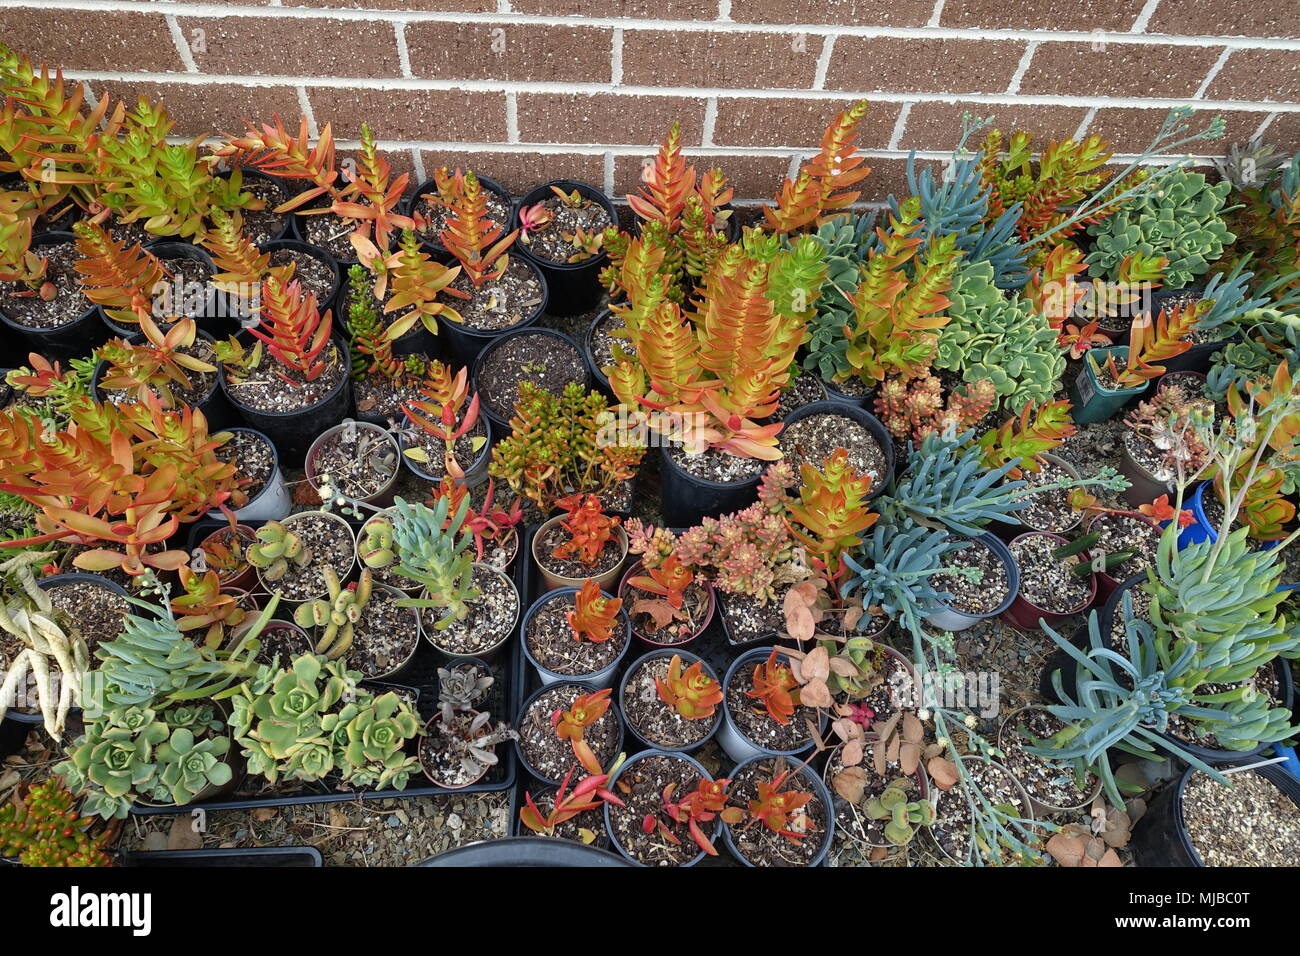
[
  {"x1": 622, "y1": 31, "x2": 825, "y2": 90},
  {"x1": 899, "y1": 103, "x2": 1089, "y2": 151},
  {"x1": 826, "y1": 37, "x2": 1025, "y2": 94},
  {"x1": 307, "y1": 88, "x2": 507, "y2": 142},
  {"x1": 1206, "y1": 49, "x2": 1300, "y2": 104},
  {"x1": 1017, "y1": 42, "x2": 1224, "y2": 99},
  {"x1": 420, "y1": 151, "x2": 606, "y2": 194},
  {"x1": 1264, "y1": 112, "x2": 1300, "y2": 153},
  {"x1": 940, "y1": 0, "x2": 1146, "y2": 32},
  {"x1": 516, "y1": 94, "x2": 708, "y2": 147},
  {"x1": 728, "y1": 0, "x2": 933, "y2": 26},
  {"x1": 3, "y1": 10, "x2": 185, "y2": 73},
  {"x1": 404, "y1": 22, "x2": 612, "y2": 83},
  {"x1": 1085, "y1": 108, "x2": 1267, "y2": 154},
  {"x1": 92, "y1": 81, "x2": 302, "y2": 137},
  {"x1": 511, "y1": 0, "x2": 713, "y2": 16},
  {"x1": 179, "y1": 15, "x2": 401, "y2": 77},
  {"x1": 615, "y1": 153, "x2": 791, "y2": 199},
  {"x1": 712, "y1": 97, "x2": 900, "y2": 149},
  {"x1": 1147, "y1": 0, "x2": 1300, "y2": 40},
  {"x1": 286, "y1": 0, "x2": 493, "y2": 9}
]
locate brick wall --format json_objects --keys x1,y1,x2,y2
[{"x1": 4, "y1": 0, "x2": 1299, "y2": 202}]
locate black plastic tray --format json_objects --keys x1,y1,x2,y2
[
  {"x1": 122, "y1": 846, "x2": 323, "y2": 867},
  {"x1": 131, "y1": 516, "x2": 526, "y2": 814}
]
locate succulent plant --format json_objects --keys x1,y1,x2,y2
[
  {"x1": 864, "y1": 777, "x2": 936, "y2": 845},
  {"x1": 655, "y1": 654, "x2": 722, "y2": 720},
  {"x1": 359, "y1": 516, "x2": 396, "y2": 571},
  {"x1": 154, "y1": 723, "x2": 234, "y2": 807},
  {"x1": 934, "y1": 259, "x2": 1064, "y2": 412},
  {"x1": 1214, "y1": 137, "x2": 1290, "y2": 193},
  {"x1": 873, "y1": 372, "x2": 997, "y2": 443},
  {"x1": 841, "y1": 524, "x2": 964, "y2": 630},
  {"x1": 325, "y1": 691, "x2": 423, "y2": 791},
  {"x1": 1220, "y1": 151, "x2": 1300, "y2": 296},
  {"x1": 1085, "y1": 170, "x2": 1235, "y2": 290},
  {"x1": 437, "y1": 662, "x2": 494, "y2": 722},
  {"x1": 388, "y1": 495, "x2": 479, "y2": 628},
  {"x1": 294, "y1": 567, "x2": 373, "y2": 659},
  {"x1": 0, "y1": 778, "x2": 113, "y2": 867},
  {"x1": 801, "y1": 211, "x2": 877, "y2": 383},
  {"x1": 567, "y1": 579, "x2": 623, "y2": 644},
  {"x1": 246, "y1": 521, "x2": 311, "y2": 582},
  {"x1": 434, "y1": 710, "x2": 519, "y2": 780}
]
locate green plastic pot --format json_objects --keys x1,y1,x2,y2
[{"x1": 1069, "y1": 346, "x2": 1147, "y2": 424}]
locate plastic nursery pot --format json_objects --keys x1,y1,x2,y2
[
  {"x1": 1177, "y1": 480, "x2": 1219, "y2": 550},
  {"x1": 718, "y1": 646, "x2": 822, "y2": 765},
  {"x1": 1155, "y1": 369, "x2": 1208, "y2": 394},
  {"x1": 998, "y1": 532, "x2": 1098, "y2": 632},
  {"x1": 259, "y1": 238, "x2": 344, "y2": 316},
  {"x1": 618, "y1": 559, "x2": 716, "y2": 650},
  {"x1": 602, "y1": 749, "x2": 721, "y2": 868},
  {"x1": 1095, "y1": 572, "x2": 1146, "y2": 645},
  {"x1": 923, "y1": 532, "x2": 1020, "y2": 632},
  {"x1": 304, "y1": 419, "x2": 402, "y2": 508},
  {"x1": 405, "y1": 173, "x2": 512, "y2": 257},
  {"x1": 822, "y1": 740, "x2": 930, "y2": 850},
  {"x1": 780, "y1": 400, "x2": 895, "y2": 500},
  {"x1": 197, "y1": 524, "x2": 258, "y2": 592},
  {"x1": 510, "y1": 179, "x2": 616, "y2": 317},
  {"x1": 207, "y1": 428, "x2": 293, "y2": 522},
  {"x1": 1068, "y1": 346, "x2": 1148, "y2": 425},
  {"x1": 1117, "y1": 433, "x2": 1174, "y2": 509},
  {"x1": 819, "y1": 377, "x2": 873, "y2": 410},
  {"x1": 435, "y1": 253, "x2": 549, "y2": 373},
  {"x1": 470, "y1": 326, "x2": 588, "y2": 439},
  {"x1": 1146, "y1": 287, "x2": 1232, "y2": 376},
  {"x1": 417, "y1": 563, "x2": 520, "y2": 662},
  {"x1": 1157, "y1": 658, "x2": 1295, "y2": 769},
  {"x1": 419, "y1": 708, "x2": 496, "y2": 790},
  {"x1": 252, "y1": 510, "x2": 358, "y2": 601},
  {"x1": 420, "y1": 836, "x2": 630, "y2": 867},
  {"x1": 721, "y1": 754, "x2": 836, "y2": 867},
  {"x1": 1082, "y1": 511, "x2": 1159, "y2": 604},
  {"x1": 928, "y1": 759, "x2": 1035, "y2": 866},
  {"x1": 125, "y1": 846, "x2": 323, "y2": 867},
  {"x1": 1131, "y1": 763, "x2": 1300, "y2": 867},
  {"x1": 136, "y1": 740, "x2": 245, "y2": 811},
  {"x1": 521, "y1": 586, "x2": 632, "y2": 689},
  {"x1": 104, "y1": 241, "x2": 218, "y2": 338},
  {"x1": 397, "y1": 413, "x2": 493, "y2": 489},
  {"x1": 617, "y1": 648, "x2": 722, "y2": 753},
  {"x1": 91, "y1": 329, "x2": 235, "y2": 429},
  {"x1": 513, "y1": 680, "x2": 627, "y2": 786},
  {"x1": 348, "y1": 582, "x2": 420, "y2": 682},
  {"x1": 531, "y1": 513, "x2": 629, "y2": 592},
  {"x1": 996, "y1": 706, "x2": 1103, "y2": 816},
  {"x1": 656, "y1": 443, "x2": 761, "y2": 529},
  {"x1": 0, "y1": 232, "x2": 109, "y2": 360},
  {"x1": 218, "y1": 332, "x2": 355, "y2": 468},
  {"x1": 994, "y1": 452, "x2": 1084, "y2": 538},
  {"x1": 582, "y1": 307, "x2": 620, "y2": 399}
]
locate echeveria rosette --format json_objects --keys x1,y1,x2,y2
[
  {"x1": 154, "y1": 725, "x2": 234, "y2": 805},
  {"x1": 1085, "y1": 170, "x2": 1235, "y2": 290},
  {"x1": 934, "y1": 260, "x2": 1063, "y2": 412},
  {"x1": 328, "y1": 692, "x2": 423, "y2": 791}
]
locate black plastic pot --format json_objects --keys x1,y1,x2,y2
[
  {"x1": 430, "y1": 248, "x2": 549, "y2": 371},
  {"x1": 820, "y1": 378, "x2": 873, "y2": 410},
  {"x1": 721, "y1": 754, "x2": 836, "y2": 867},
  {"x1": 510, "y1": 179, "x2": 616, "y2": 317},
  {"x1": 91, "y1": 329, "x2": 235, "y2": 429},
  {"x1": 617, "y1": 647, "x2": 722, "y2": 753},
  {"x1": 0, "y1": 232, "x2": 109, "y2": 359},
  {"x1": 582, "y1": 307, "x2": 621, "y2": 399},
  {"x1": 1131, "y1": 763, "x2": 1300, "y2": 866},
  {"x1": 218, "y1": 331, "x2": 354, "y2": 467},
  {"x1": 420, "y1": 835, "x2": 630, "y2": 866},
  {"x1": 405, "y1": 173, "x2": 512, "y2": 257},
  {"x1": 100, "y1": 241, "x2": 218, "y2": 338},
  {"x1": 398, "y1": 412, "x2": 494, "y2": 489},
  {"x1": 215, "y1": 166, "x2": 294, "y2": 243},
  {"x1": 257, "y1": 238, "x2": 343, "y2": 319},
  {"x1": 513, "y1": 680, "x2": 626, "y2": 786},
  {"x1": 779, "y1": 400, "x2": 894, "y2": 499},
  {"x1": 123, "y1": 846, "x2": 323, "y2": 867},
  {"x1": 657, "y1": 444, "x2": 761, "y2": 528},
  {"x1": 1156, "y1": 657, "x2": 1295, "y2": 768},
  {"x1": 0, "y1": 177, "x2": 82, "y2": 233},
  {"x1": 470, "y1": 327, "x2": 588, "y2": 438}
]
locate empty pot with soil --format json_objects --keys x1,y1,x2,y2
[
  {"x1": 719, "y1": 646, "x2": 822, "y2": 764},
  {"x1": 618, "y1": 559, "x2": 716, "y2": 649},
  {"x1": 924, "y1": 532, "x2": 1019, "y2": 631},
  {"x1": 996, "y1": 706, "x2": 1102, "y2": 815},
  {"x1": 305, "y1": 419, "x2": 402, "y2": 508},
  {"x1": 248, "y1": 511, "x2": 358, "y2": 603},
  {"x1": 619, "y1": 649, "x2": 723, "y2": 753},
  {"x1": 521, "y1": 584, "x2": 631, "y2": 689},
  {"x1": 1132, "y1": 764, "x2": 1300, "y2": 867},
  {"x1": 778, "y1": 401, "x2": 893, "y2": 499},
  {"x1": 603, "y1": 749, "x2": 721, "y2": 867},
  {"x1": 207, "y1": 427, "x2": 292, "y2": 522},
  {"x1": 415, "y1": 563, "x2": 520, "y2": 660},
  {"x1": 721, "y1": 754, "x2": 835, "y2": 867},
  {"x1": 471, "y1": 327, "x2": 590, "y2": 437},
  {"x1": 514, "y1": 682, "x2": 625, "y2": 785},
  {"x1": 1001, "y1": 454, "x2": 1083, "y2": 536},
  {"x1": 1000, "y1": 531, "x2": 1097, "y2": 631},
  {"x1": 1081, "y1": 510, "x2": 1163, "y2": 603}
]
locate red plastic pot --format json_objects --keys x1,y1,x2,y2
[
  {"x1": 999, "y1": 532, "x2": 1097, "y2": 632},
  {"x1": 617, "y1": 559, "x2": 715, "y2": 650}
]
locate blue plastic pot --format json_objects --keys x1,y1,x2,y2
[
  {"x1": 923, "y1": 532, "x2": 1020, "y2": 631},
  {"x1": 721, "y1": 754, "x2": 835, "y2": 867}
]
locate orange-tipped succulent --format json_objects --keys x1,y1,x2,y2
[
  {"x1": 655, "y1": 654, "x2": 722, "y2": 720},
  {"x1": 439, "y1": 169, "x2": 519, "y2": 288},
  {"x1": 552, "y1": 688, "x2": 613, "y2": 776},
  {"x1": 764, "y1": 99, "x2": 872, "y2": 234},
  {"x1": 747, "y1": 649, "x2": 800, "y2": 725},
  {"x1": 785, "y1": 448, "x2": 878, "y2": 585},
  {"x1": 552, "y1": 494, "x2": 620, "y2": 567},
  {"x1": 747, "y1": 770, "x2": 817, "y2": 842},
  {"x1": 567, "y1": 579, "x2": 622, "y2": 644},
  {"x1": 519, "y1": 766, "x2": 624, "y2": 838},
  {"x1": 645, "y1": 777, "x2": 743, "y2": 856}
]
